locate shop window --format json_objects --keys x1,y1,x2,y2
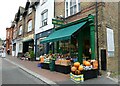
[
  {"x1": 41, "y1": 9, "x2": 48, "y2": 27},
  {"x1": 28, "y1": 20, "x2": 32, "y2": 32},
  {"x1": 59, "y1": 39, "x2": 78, "y2": 57},
  {"x1": 19, "y1": 44, "x2": 22, "y2": 52}
]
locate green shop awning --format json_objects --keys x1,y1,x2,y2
[{"x1": 40, "y1": 21, "x2": 87, "y2": 44}]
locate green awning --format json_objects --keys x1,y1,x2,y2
[{"x1": 40, "y1": 21, "x2": 87, "y2": 44}]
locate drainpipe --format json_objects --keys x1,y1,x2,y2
[{"x1": 95, "y1": 0, "x2": 100, "y2": 75}]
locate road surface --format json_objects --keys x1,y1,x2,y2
[{"x1": 1, "y1": 58, "x2": 48, "y2": 84}]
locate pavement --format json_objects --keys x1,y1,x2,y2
[{"x1": 2, "y1": 54, "x2": 119, "y2": 85}]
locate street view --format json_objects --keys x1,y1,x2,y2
[{"x1": 0, "y1": 0, "x2": 119, "y2": 86}]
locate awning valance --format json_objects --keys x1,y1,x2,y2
[{"x1": 40, "y1": 21, "x2": 87, "y2": 44}]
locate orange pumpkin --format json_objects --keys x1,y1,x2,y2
[
  {"x1": 74, "y1": 62, "x2": 80, "y2": 68},
  {"x1": 71, "y1": 66, "x2": 77, "y2": 72},
  {"x1": 40, "y1": 57, "x2": 44, "y2": 63},
  {"x1": 78, "y1": 65, "x2": 83, "y2": 71},
  {"x1": 83, "y1": 60, "x2": 87, "y2": 65},
  {"x1": 75, "y1": 70, "x2": 81, "y2": 75},
  {"x1": 93, "y1": 60, "x2": 98, "y2": 69},
  {"x1": 84, "y1": 61, "x2": 91, "y2": 66}
]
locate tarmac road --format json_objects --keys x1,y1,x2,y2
[{"x1": 1, "y1": 58, "x2": 47, "y2": 84}]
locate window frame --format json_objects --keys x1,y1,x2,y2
[
  {"x1": 41, "y1": 9, "x2": 48, "y2": 27},
  {"x1": 20, "y1": 16, "x2": 22, "y2": 21},
  {"x1": 27, "y1": 20, "x2": 32, "y2": 32},
  {"x1": 41, "y1": 0, "x2": 47, "y2": 5},
  {"x1": 70, "y1": 0, "x2": 76, "y2": 16},
  {"x1": 28, "y1": 8, "x2": 32, "y2": 15},
  {"x1": 19, "y1": 26, "x2": 22, "y2": 35},
  {"x1": 65, "y1": 0, "x2": 81, "y2": 18}
]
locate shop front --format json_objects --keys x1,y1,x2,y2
[
  {"x1": 35, "y1": 29, "x2": 53, "y2": 60},
  {"x1": 39, "y1": 15, "x2": 98, "y2": 82},
  {"x1": 22, "y1": 34, "x2": 34, "y2": 54}
]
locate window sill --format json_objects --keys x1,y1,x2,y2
[{"x1": 40, "y1": 24, "x2": 48, "y2": 28}]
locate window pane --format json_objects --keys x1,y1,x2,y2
[
  {"x1": 28, "y1": 20, "x2": 32, "y2": 32},
  {"x1": 70, "y1": 7, "x2": 73, "y2": 15},
  {"x1": 66, "y1": 2, "x2": 68, "y2": 8},
  {"x1": 41, "y1": 10, "x2": 48, "y2": 26},
  {"x1": 28, "y1": 8, "x2": 32, "y2": 14},
  {"x1": 19, "y1": 26, "x2": 22, "y2": 35},
  {"x1": 78, "y1": 3, "x2": 80, "y2": 12},
  {"x1": 74, "y1": 5, "x2": 76, "y2": 14},
  {"x1": 66, "y1": 9, "x2": 68, "y2": 17},
  {"x1": 70, "y1": 0, "x2": 72, "y2": 6}
]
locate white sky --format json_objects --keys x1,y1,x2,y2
[{"x1": 0, "y1": 0, "x2": 27, "y2": 40}]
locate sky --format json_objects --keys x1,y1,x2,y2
[{"x1": 0, "y1": 0, "x2": 27, "y2": 40}]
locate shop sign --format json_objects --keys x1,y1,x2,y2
[
  {"x1": 52, "y1": 19, "x2": 64, "y2": 25},
  {"x1": 23, "y1": 34, "x2": 34, "y2": 42}
]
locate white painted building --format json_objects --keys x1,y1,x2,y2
[
  {"x1": 35, "y1": 0, "x2": 54, "y2": 34},
  {"x1": 15, "y1": 39, "x2": 23, "y2": 56},
  {"x1": 35, "y1": 0, "x2": 55, "y2": 60}
]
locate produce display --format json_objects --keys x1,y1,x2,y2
[
  {"x1": 55, "y1": 59, "x2": 71, "y2": 66},
  {"x1": 71, "y1": 60, "x2": 98, "y2": 75}
]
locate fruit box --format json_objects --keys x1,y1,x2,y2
[{"x1": 70, "y1": 73, "x2": 84, "y2": 83}]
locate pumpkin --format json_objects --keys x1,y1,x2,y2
[
  {"x1": 93, "y1": 60, "x2": 98, "y2": 69},
  {"x1": 78, "y1": 65, "x2": 83, "y2": 71},
  {"x1": 84, "y1": 61, "x2": 91, "y2": 66},
  {"x1": 75, "y1": 70, "x2": 81, "y2": 75},
  {"x1": 83, "y1": 60, "x2": 87, "y2": 65},
  {"x1": 74, "y1": 62, "x2": 80, "y2": 68},
  {"x1": 71, "y1": 66, "x2": 77, "y2": 72},
  {"x1": 40, "y1": 57, "x2": 44, "y2": 63}
]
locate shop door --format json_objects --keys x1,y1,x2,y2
[{"x1": 101, "y1": 49, "x2": 107, "y2": 71}]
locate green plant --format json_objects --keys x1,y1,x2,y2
[
  {"x1": 49, "y1": 50, "x2": 52, "y2": 54},
  {"x1": 29, "y1": 50, "x2": 34, "y2": 58}
]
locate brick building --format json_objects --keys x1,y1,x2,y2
[
  {"x1": 12, "y1": 1, "x2": 36, "y2": 56},
  {"x1": 6, "y1": 25, "x2": 14, "y2": 54},
  {"x1": 55, "y1": 1, "x2": 118, "y2": 75},
  {"x1": 22, "y1": 1, "x2": 36, "y2": 54}
]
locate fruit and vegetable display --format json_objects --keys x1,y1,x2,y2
[{"x1": 71, "y1": 60, "x2": 98, "y2": 75}]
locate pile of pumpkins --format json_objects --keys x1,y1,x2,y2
[
  {"x1": 71, "y1": 60, "x2": 94, "y2": 75},
  {"x1": 71, "y1": 62, "x2": 83, "y2": 75},
  {"x1": 83, "y1": 60, "x2": 92, "y2": 70}
]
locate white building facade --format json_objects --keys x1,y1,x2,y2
[{"x1": 35, "y1": 0, "x2": 55, "y2": 60}]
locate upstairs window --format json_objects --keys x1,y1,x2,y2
[
  {"x1": 70, "y1": 0, "x2": 76, "y2": 15},
  {"x1": 20, "y1": 16, "x2": 22, "y2": 20},
  {"x1": 19, "y1": 26, "x2": 22, "y2": 35},
  {"x1": 28, "y1": 20, "x2": 32, "y2": 32},
  {"x1": 41, "y1": 9, "x2": 48, "y2": 27},
  {"x1": 66, "y1": 1, "x2": 68, "y2": 17},
  {"x1": 78, "y1": 0, "x2": 81, "y2": 12},
  {"x1": 65, "y1": 0, "x2": 81, "y2": 17},
  {"x1": 28, "y1": 8, "x2": 32, "y2": 15},
  {"x1": 41, "y1": 0, "x2": 47, "y2": 5}
]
